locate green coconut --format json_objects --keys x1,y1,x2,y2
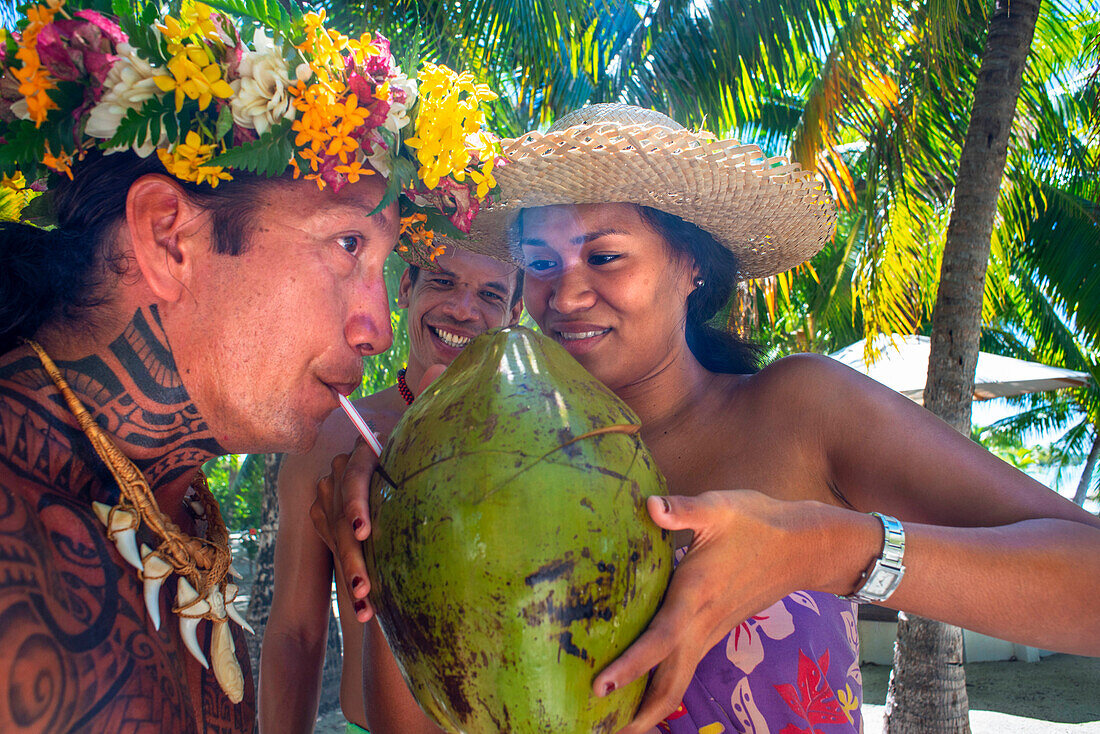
[{"x1": 365, "y1": 326, "x2": 673, "y2": 733}]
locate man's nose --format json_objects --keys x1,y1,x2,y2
[
  {"x1": 346, "y1": 275, "x2": 393, "y2": 357},
  {"x1": 440, "y1": 288, "x2": 478, "y2": 321},
  {"x1": 548, "y1": 264, "x2": 596, "y2": 314}
]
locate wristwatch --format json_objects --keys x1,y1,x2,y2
[{"x1": 841, "y1": 512, "x2": 905, "y2": 604}]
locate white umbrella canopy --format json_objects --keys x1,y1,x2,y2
[{"x1": 829, "y1": 334, "x2": 1091, "y2": 404}]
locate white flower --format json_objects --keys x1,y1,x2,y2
[
  {"x1": 85, "y1": 43, "x2": 165, "y2": 155},
  {"x1": 367, "y1": 147, "x2": 392, "y2": 178},
  {"x1": 229, "y1": 29, "x2": 295, "y2": 136},
  {"x1": 365, "y1": 130, "x2": 392, "y2": 177},
  {"x1": 383, "y1": 66, "x2": 417, "y2": 133},
  {"x1": 11, "y1": 98, "x2": 29, "y2": 120}
]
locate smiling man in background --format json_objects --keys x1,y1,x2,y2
[{"x1": 258, "y1": 244, "x2": 523, "y2": 734}]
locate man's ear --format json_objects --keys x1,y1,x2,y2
[
  {"x1": 126, "y1": 174, "x2": 210, "y2": 303},
  {"x1": 507, "y1": 298, "x2": 523, "y2": 326},
  {"x1": 396, "y1": 267, "x2": 413, "y2": 309}
]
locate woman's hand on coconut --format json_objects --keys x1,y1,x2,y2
[
  {"x1": 595, "y1": 490, "x2": 826, "y2": 734},
  {"x1": 311, "y1": 443, "x2": 377, "y2": 622}
]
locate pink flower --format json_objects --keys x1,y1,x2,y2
[
  {"x1": 73, "y1": 10, "x2": 126, "y2": 44},
  {"x1": 36, "y1": 14, "x2": 124, "y2": 92},
  {"x1": 362, "y1": 35, "x2": 393, "y2": 79},
  {"x1": 345, "y1": 71, "x2": 375, "y2": 105}
]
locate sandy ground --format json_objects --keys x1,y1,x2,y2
[
  {"x1": 315, "y1": 653, "x2": 1100, "y2": 733},
  {"x1": 862, "y1": 654, "x2": 1100, "y2": 733}
]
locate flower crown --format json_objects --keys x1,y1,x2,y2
[{"x1": 0, "y1": 0, "x2": 501, "y2": 266}]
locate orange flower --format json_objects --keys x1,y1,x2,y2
[
  {"x1": 335, "y1": 160, "x2": 372, "y2": 183},
  {"x1": 42, "y1": 144, "x2": 73, "y2": 179}
]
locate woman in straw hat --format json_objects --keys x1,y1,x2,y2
[{"x1": 318, "y1": 104, "x2": 1100, "y2": 734}]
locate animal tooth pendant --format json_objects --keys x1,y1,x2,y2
[
  {"x1": 211, "y1": 620, "x2": 245, "y2": 703},
  {"x1": 207, "y1": 587, "x2": 227, "y2": 620},
  {"x1": 92, "y1": 501, "x2": 143, "y2": 571},
  {"x1": 223, "y1": 583, "x2": 255, "y2": 634},
  {"x1": 140, "y1": 544, "x2": 172, "y2": 631},
  {"x1": 177, "y1": 578, "x2": 212, "y2": 669}
]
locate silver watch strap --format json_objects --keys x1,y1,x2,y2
[{"x1": 841, "y1": 512, "x2": 906, "y2": 604}]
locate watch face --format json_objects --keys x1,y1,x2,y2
[{"x1": 866, "y1": 571, "x2": 896, "y2": 597}]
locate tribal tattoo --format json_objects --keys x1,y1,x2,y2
[{"x1": 0, "y1": 306, "x2": 256, "y2": 732}]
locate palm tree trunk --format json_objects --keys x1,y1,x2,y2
[
  {"x1": 245, "y1": 452, "x2": 283, "y2": 683},
  {"x1": 884, "y1": 0, "x2": 1040, "y2": 731},
  {"x1": 1073, "y1": 431, "x2": 1099, "y2": 507}
]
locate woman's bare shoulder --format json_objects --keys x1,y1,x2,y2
[{"x1": 728, "y1": 352, "x2": 865, "y2": 409}]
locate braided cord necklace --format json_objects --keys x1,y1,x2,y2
[{"x1": 26, "y1": 339, "x2": 250, "y2": 703}]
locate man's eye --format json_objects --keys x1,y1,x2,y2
[
  {"x1": 337, "y1": 235, "x2": 362, "y2": 255},
  {"x1": 525, "y1": 259, "x2": 557, "y2": 272},
  {"x1": 481, "y1": 290, "x2": 504, "y2": 302},
  {"x1": 431, "y1": 278, "x2": 453, "y2": 287}
]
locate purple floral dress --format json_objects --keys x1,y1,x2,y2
[{"x1": 653, "y1": 549, "x2": 863, "y2": 734}]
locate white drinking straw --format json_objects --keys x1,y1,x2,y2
[{"x1": 337, "y1": 392, "x2": 385, "y2": 457}]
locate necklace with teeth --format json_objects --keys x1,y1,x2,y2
[{"x1": 27, "y1": 340, "x2": 251, "y2": 704}]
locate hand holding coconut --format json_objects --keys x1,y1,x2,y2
[
  {"x1": 311, "y1": 363, "x2": 450, "y2": 623},
  {"x1": 594, "y1": 492, "x2": 884, "y2": 734},
  {"x1": 312, "y1": 448, "x2": 378, "y2": 621}
]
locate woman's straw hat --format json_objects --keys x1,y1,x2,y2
[{"x1": 471, "y1": 103, "x2": 836, "y2": 278}]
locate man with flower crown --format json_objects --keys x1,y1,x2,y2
[{"x1": 0, "y1": 0, "x2": 504, "y2": 729}]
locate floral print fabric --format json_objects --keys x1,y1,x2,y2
[{"x1": 654, "y1": 549, "x2": 863, "y2": 734}]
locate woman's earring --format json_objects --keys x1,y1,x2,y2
[{"x1": 693, "y1": 277, "x2": 705, "y2": 288}]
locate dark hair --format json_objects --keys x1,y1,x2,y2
[
  {"x1": 634, "y1": 205, "x2": 761, "y2": 374},
  {"x1": 407, "y1": 258, "x2": 525, "y2": 309},
  {"x1": 1, "y1": 150, "x2": 282, "y2": 354}
]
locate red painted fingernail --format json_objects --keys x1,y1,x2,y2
[
  {"x1": 351, "y1": 576, "x2": 364, "y2": 590},
  {"x1": 354, "y1": 600, "x2": 367, "y2": 614},
  {"x1": 659, "y1": 497, "x2": 671, "y2": 514},
  {"x1": 352, "y1": 518, "x2": 365, "y2": 533},
  {"x1": 602, "y1": 681, "x2": 616, "y2": 696}
]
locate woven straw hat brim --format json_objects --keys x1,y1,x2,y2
[{"x1": 470, "y1": 122, "x2": 837, "y2": 279}]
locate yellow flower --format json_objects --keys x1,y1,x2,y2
[
  {"x1": 0, "y1": 171, "x2": 36, "y2": 218},
  {"x1": 346, "y1": 34, "x2": 381, "y2": 66},
  {"x1": 404, "y1": 63, "x2": 498, "y2": 192},
  {"x1": 157, "y1": 1, "x2": 220, "y2": 55},
  {"x1": 156, "y1": 130, "x2": 232, "y2": 187},
  {"x1": 153, "y1": 44, "x2": 234, "y2": 112},
  {"x1": 295, "y1": 10, "x2": 350, "y2": 77},
  {"x1": 470, "y1": 167, "x2": 495, "y2": 199}
]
